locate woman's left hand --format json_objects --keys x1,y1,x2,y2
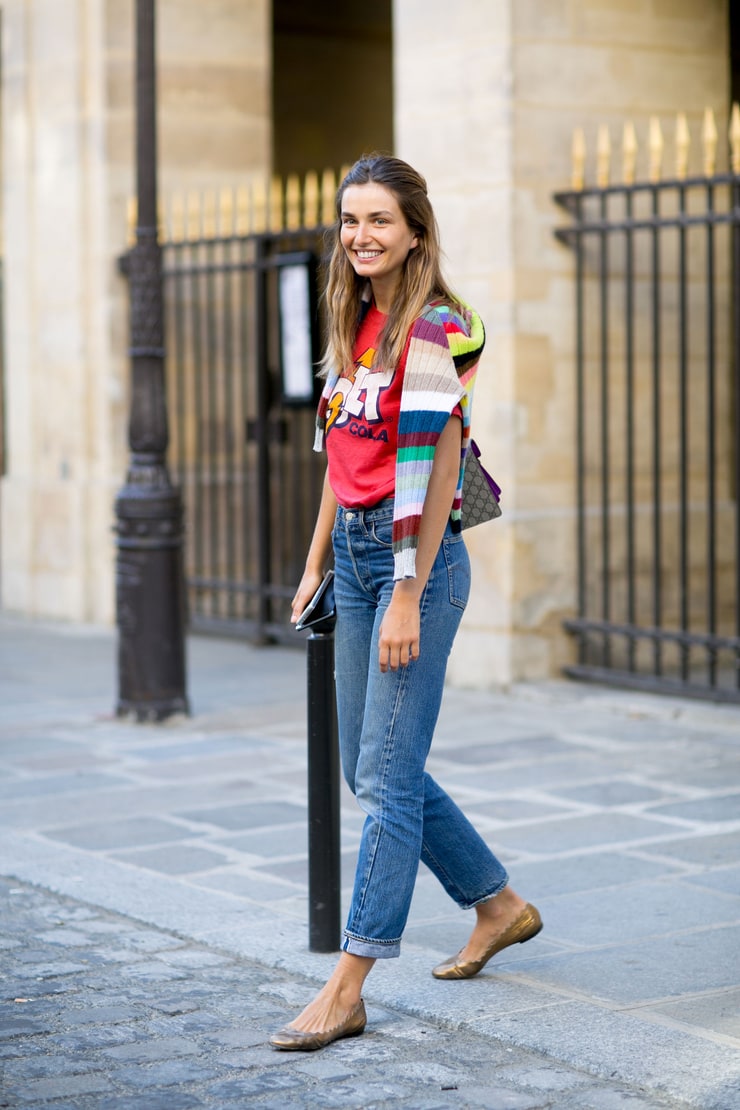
[{"x1": 378, "y1": 586, "x2": 421, "y2": 672}]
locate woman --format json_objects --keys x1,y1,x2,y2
[{"x1": 270, "y1": 154, "x2": 541, "y2": 1052}]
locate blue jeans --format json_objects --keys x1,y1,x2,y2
[{"x1": 332, "y1": 498, "x2": 509, "y2": 959}]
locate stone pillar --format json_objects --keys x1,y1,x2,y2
[
  {"x1": 1, "y1": 0, "x2": 109, "y2": 620},
  {"x1": 0, "y1": 0, "x2": 271, "y2": 623},
  {"x1": 393, "y1": 0, "x2": 729, "y2": 687},
  {"x1": 394, "y1": 0, "x2": 519, "y2": 686}
]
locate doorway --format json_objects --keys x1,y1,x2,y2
[{"x1": 272, "y1": 0, "x2": 393, "y2": 178}]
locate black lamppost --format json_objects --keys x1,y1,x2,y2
[{"x1": 114, "y1": 0, "x2": 188, "y2": 720}]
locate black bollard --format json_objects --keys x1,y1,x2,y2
[{"x1": 306, "y1": 629, "x2": 341, "y2": 952}]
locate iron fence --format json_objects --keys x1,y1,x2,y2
[
  {"x1": 159, "y1": 217, "x2": 328, "y2": 642},
  {"x1": 554, "y1": 123, "x2": 740, "y2": 702}
]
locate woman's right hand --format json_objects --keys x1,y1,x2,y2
[{"x1": 290, "y1": 569, "x2": 325, "y2": 625}]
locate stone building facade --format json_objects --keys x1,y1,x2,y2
[{"x1": 0, "y1": 0, "x2": 731, "y2": 689}]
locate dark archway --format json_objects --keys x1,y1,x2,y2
[
  {"x1": 731, "y1": 0, "x2": 740, "y2": 106},
  {"x1": 272, "y1": 0, "x2": 393, "y2": 177}
]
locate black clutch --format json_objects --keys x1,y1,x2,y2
[{"x1": 294, "y1": 570, "x2": 336, "y2": 633}]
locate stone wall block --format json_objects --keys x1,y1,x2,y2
[
  {"x1": 394, "y1": 0, "x2": 511, "y2": 48},
  {"x1": 580, "y1": 0, "x2": 725, "y2": 52},
  {"x1": 436, "y1": 187, "x2": 515, "y2": 280},
  {"x1": 160, "y1": 0, "x2": 267, "y2": 64},
  {"x1": 517, "y1": 43, "x2": 724, "y2": 113},
  {"x1": 448, "y1": 627, "x2": 516, "y2": 689},
  {"x1": 513, "y1": 0, "x2": 572, "y2": 38},
  {"x1": 1, "y1": 0, "x2": 272, "y2": 623}
]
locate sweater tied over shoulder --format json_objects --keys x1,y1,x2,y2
[{"x1": 314, "y1": 298, "x2": 486, "y2": 581}]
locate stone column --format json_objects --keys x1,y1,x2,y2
[
  {"x1": 0, "y1": 0, "x2": 271, "y2": 623},
  {"x1": 1, "y1": 0, "x2": 110, "y2": 620},
  {"x1": 394, "y1": 0, "x2": 519, "y2": 686},
  {"x1": 393, "y1": 0, "x2": 730, "y2": 687}
]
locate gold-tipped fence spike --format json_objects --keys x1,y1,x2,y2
[
  {"x1": 170, "y1": 192, "x2": 186, "y2": 243},
  {"x1": 730, "y1": 103, "x2": 740, "y2": 174},
  {"x1": 219, "y1": 187, "x2": 234, "y2": 237},
  {"x1": 622, "y1": 121, "x2": 638, "y2": 186},
  {"x1": 596, "y1": 124, "x2": 611, "y2": 188},
  {"x1": 202, "y1": 189, "x2": 217, "y2": 239},
  {"x1": 252, "y1": 178, "x2": 267, "y2": 233},
  {"x1": 286, "y1": 174, "x2": 301, "y2": 230},
  {"x1": 152, "y1": 166, "x2": 349, "y2": 243},
  {"x1": 702, "y1": 107, "x2": 718, "y2": 178},
  {"x1": 270, "y1": 176, "x2": 284, "y2": 232},
  {"x1": 187, "y1": 190, "x2": 202, "y2": 240},
  {"x1": 236, "y1": 185, "x2": 251, "y2": 235},
  {"x1": 126, "y1": 197, "x2": 137, "y2": 247},
  {"x1": 321, "y1": 168, "x2": 337, "y2": 226},
  {"x1": 675, "y1": 113, "x2": 690, "y2": 180},
  {"x1": 648, "y1": 117, "x2": 664, "y2": 183},
  {"x1": 571, "y1": 128, "x2": 586, "y2": 191},
  {"x1": 304, "y1": 171, "x2": 320, "y2": 228}
]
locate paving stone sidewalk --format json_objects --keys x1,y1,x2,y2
[
  {"x1": 0, "y1": 613, "x2": 739, "y2": 1109},
  {"x1": 0, "y1": 877, "x2": 688, "y2": 1109}
]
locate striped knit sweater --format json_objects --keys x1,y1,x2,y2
[{"x1": 314, "y1": 299, "x2": 486, "y2": 580}]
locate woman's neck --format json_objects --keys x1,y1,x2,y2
[{"x1": 370, "y1": 276, "x2": 399, "y2": 315}]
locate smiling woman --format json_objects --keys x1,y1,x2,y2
[{"x1": 269, "y1": 154, "x2": 541, "y2": 1053}]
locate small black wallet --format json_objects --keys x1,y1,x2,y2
[{"x1": 294, "y1": 570, "x2": 336, "y2": 633}]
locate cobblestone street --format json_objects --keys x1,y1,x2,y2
[{"x1": 1, "y1": 879, "x2": 691, "y2": 1109}]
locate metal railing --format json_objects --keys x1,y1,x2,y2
[
  {"x1": 132, "y1": 174, "x2": 341, "y2": 642},
  {"x1": 554, "y1": 110, "x2": 740, "y2": 702}
]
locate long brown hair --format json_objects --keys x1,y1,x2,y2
[{"x1": 320, "y1": 154, "x2": 462, "y2": 376}]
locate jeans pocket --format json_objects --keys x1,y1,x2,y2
[
  {"x1": 370, "y1": 518, "x2": 394, "y2": 549},
  {"x1": 442, "y1": 534, "x2": 471, "y2": 610}
]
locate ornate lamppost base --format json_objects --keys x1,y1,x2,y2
[{"x1": 115, "y1": 470, "x2": 189, "y2": 722}]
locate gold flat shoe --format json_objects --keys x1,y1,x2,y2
[
  {"x1": 432, "y1": 903, "x2": 542, "y2": 980},
  {"x1": 269, "y1": 998, "x2": 367, "y2": 1052}
]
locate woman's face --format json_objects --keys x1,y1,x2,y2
[{"x1": 339, "y1": 182, "x2": 419, "y2": 297}]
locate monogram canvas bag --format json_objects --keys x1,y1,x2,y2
[{"x1": 461, "y1": 441, "x2": 502, "y2": 530}]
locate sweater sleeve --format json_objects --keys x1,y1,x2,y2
[{"x1": 392, "y1": 303, "x2": 485, "y2": 579}]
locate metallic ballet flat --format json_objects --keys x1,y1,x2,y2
[
  {"x1": 269, "y1": 998, "x2": 367, "y2": 1052},
  {"x1": 432, "y1": 903, "x2": 542, "y2": 980}
]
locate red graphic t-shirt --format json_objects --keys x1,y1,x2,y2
[{"x1": 326, "y1": 304, "x2": 407, "y2": 508}]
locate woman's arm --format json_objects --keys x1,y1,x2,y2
[
  {"x1": 378, "y1": 414, "x2": 462, "y2": 672},
  {"x1": 290, "y1": 468, "x2": 338, "y2": 624}
]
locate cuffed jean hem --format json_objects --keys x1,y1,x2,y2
[
  {"x1": 465, "y1": 878, "x2": 509, "y2": 910},
  {"x1": 342, "y1": 932, "x2": 401, "y2": 960}
]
